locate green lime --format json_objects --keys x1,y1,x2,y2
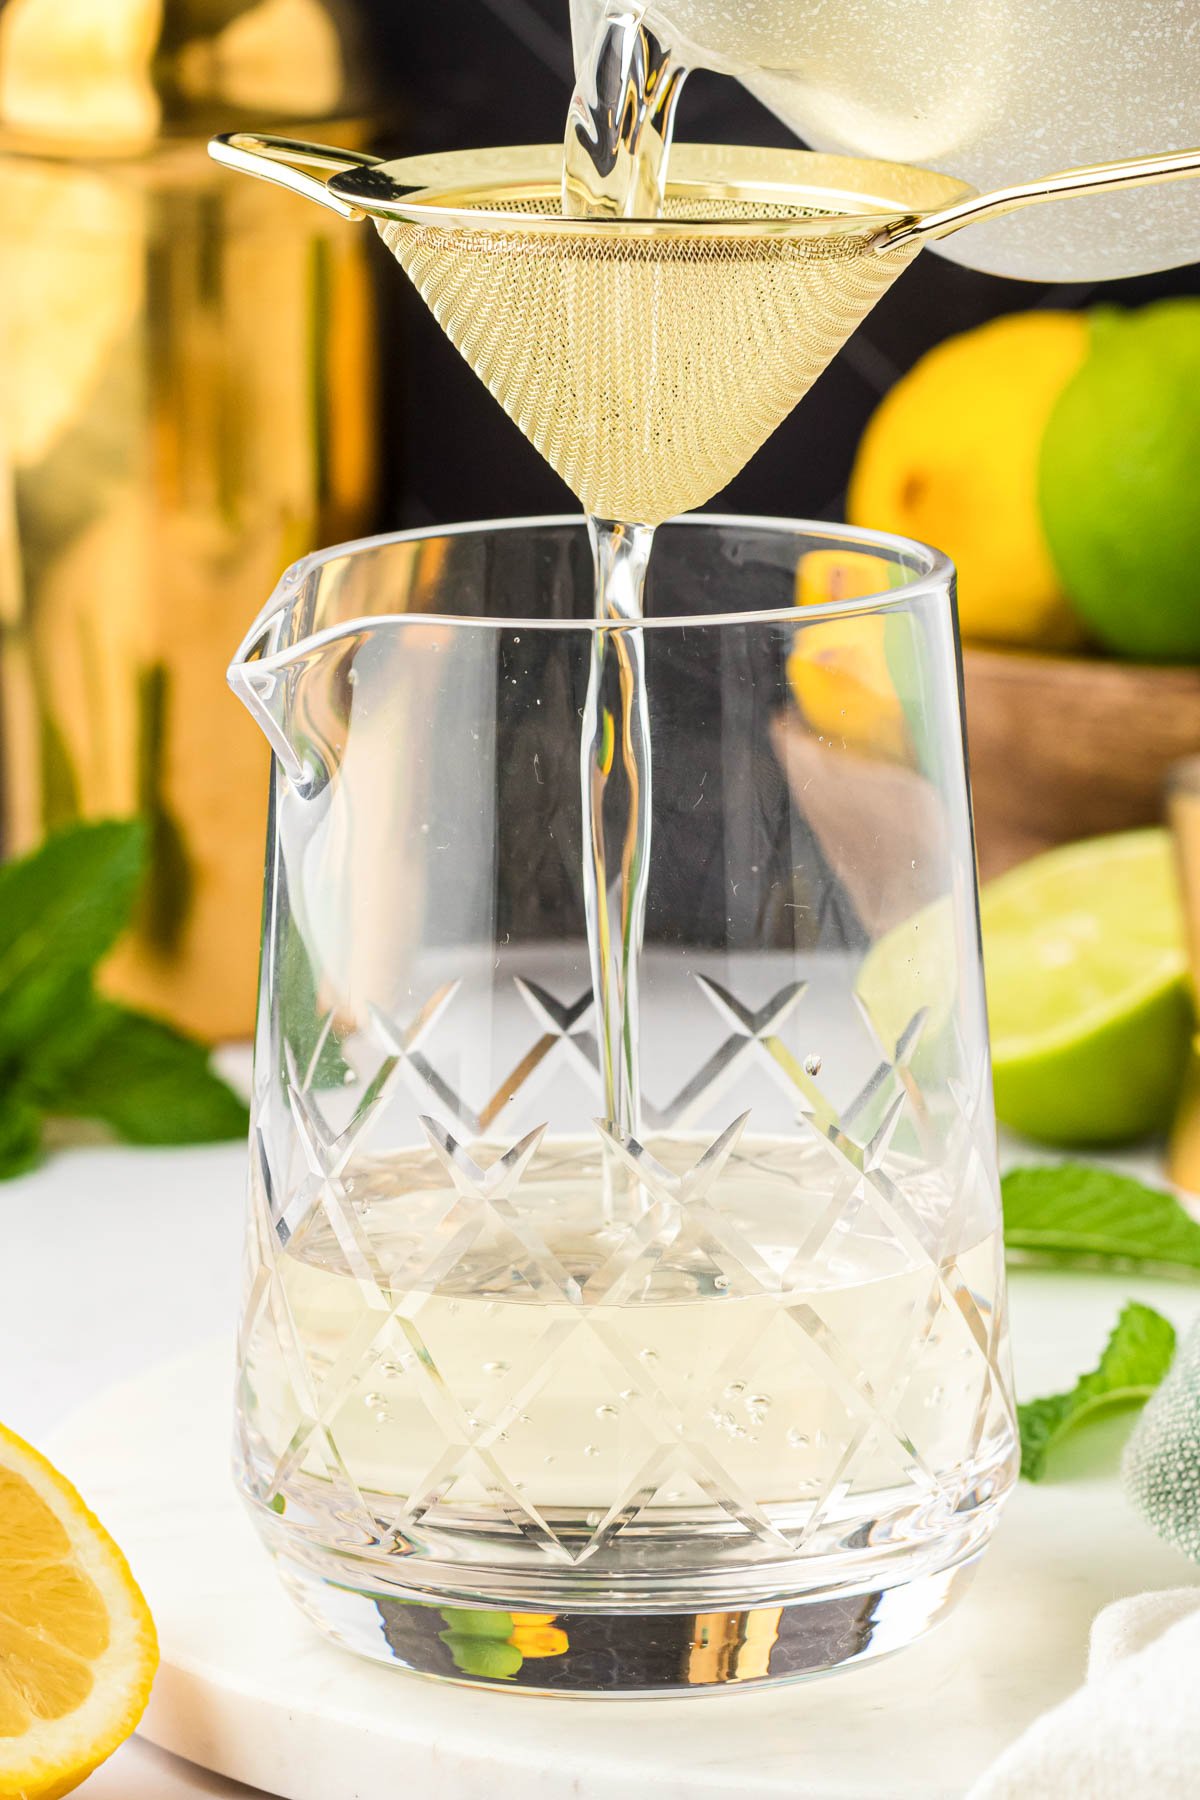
[
  {"x1": 440, "y1": 1633, "x2": 523, "y2": 1680},
  {"x1": 438, "y1": 1607, "x2": 513, "y2": 1638},
  {"x1": 855, "y1": 895, "x2": 958, "y2": 1062},
  {"x1": 982, "y1": 829, "x2": 1191, "y2": 1144},
  {"x1": 1039, "y1": 299, "x2": 1200, "y2": 661}
]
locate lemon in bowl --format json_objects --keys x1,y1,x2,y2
[{"x1": 847, "y1": 310, "x2": 1090, "y2": 649}]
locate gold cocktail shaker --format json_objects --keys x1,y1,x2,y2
[{"x1": 0, "y1": 0, "x2": 380, "y2": 1039}]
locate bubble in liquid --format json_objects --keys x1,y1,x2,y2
[
  {"x1": 518, "y1": 1413, "x2": 532, "y2": 1426},
  {"x1": 638, "y1": 1348, "x2": 658, "y2": 1366},
  {"x1": 466, "y1": 1415, "x2": 481, "y2": 1432},
  {"x1": 619, "y1": 1389, "x2": 637, "y2": 1402},
  {"x1": 713, "y1": 1275, "x2": 730, "y2": 1292},
  {"x1": 363, "y1": 1392, "x2": 383, "y2": 1409},
  {"x1": 482, "y1": 1361, "x2": 509, "y2": 1376},
  {"x1": 930, "y1": 1384, "x2": 947, "y2": 1405},
  {"x1": 746, "y1": 1394, "x2": 771, "y2": 1423},
  {"x1": 586, "y1": 1511, "x2": 603, "y2": 1528},
  {"x1": 343, "y1": 1066, "x2": 357, "y2": 1085},
  {"x1": 787, "y1": 1428, "x2": 809, "y2": 1450},
  {"x1": 724, "y1": 1381, "x2": 746, "y2": 1398},
  {"x1": 804, "y1": 1053, "x2": 822, "y2": 1077},
  {"x1": 595, "y1": 1403, "x2": 618, "y2": 1419},
  {"x1": 374, "y1": 1409, "x2": 388, "y2": 1425},
  {"x1": 583, "y1": 1444, "x2": 600, "y2": 1458},
  {"x1": 543, "y1": 1454, "x2": 556, "y2": 1465}
]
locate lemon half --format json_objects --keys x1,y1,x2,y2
[{"x1": 0, "y1": 1423, "x2": 157, "y2": 1798}]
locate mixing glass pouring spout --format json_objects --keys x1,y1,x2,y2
[
  {"x1": 226, "y1": 580, "x2": 359, "y2": 792},
  {"x1": 227, "y1": 606, "x2": 310, "y2": 784},
  {"x1": 877, "y1": 144, "x2": 1200, "y2": 255}
]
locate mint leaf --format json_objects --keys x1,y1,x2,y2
[
  {"x1": 0, "y1": 820, "x2": 246, "y2": 1171},
  {"x1": 36, "y1": 1004, "x2": 248, "y2": 1146},
  {"x1": 0, "y1": 820, "x2": 145, "y2": 1060},
  {"x1": 0, "y1": 1091, "x2": 43, "y2": 1178},
  {"x1": 1003, "y1": 1164, "x2": 1200, "y2": 1276},
  {"x1": 1019, "y1": 1301, "x2": 1176, "y2": 1481},
  {"x1": 19, "y1": 973, "x2": 113, "y2": 1100}
]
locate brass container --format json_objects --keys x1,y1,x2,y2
[
  {"x1": 0, "y1": 0, "x2": 380, "y2": 1040},
  {"x1": 1167, "y1": 758, "x2": 1200, "y2": 1195}
]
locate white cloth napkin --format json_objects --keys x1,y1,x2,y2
[{"x1": 966, "y1": 1587, "x2": 1200, "y2": 1798}]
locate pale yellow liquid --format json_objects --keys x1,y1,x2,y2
[{"x1": 243, "y1": 1138, "x2": 1012, "y2": 1554}]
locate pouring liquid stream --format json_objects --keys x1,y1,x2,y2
[{"x1": 564, "y1": 5, "x2": 687, "y2": 1164}]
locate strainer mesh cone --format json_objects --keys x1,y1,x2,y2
[{"x1": 377, "y1": 195, "x2": 920, "y2": 524}]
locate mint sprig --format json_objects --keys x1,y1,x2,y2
[
  {"x1": 0, "y1": 820, "x2": 247, "y2": 1175},
  {"x1": 1019, "y1": 1301, "x2": 1176, "y2": 1481},
  {"x1": 1004, "y1": 1164, "x2": 1196, "y2": 1477},
  {"x1": 1003, "y1": 1164, "x2": 1200, "y2": 1275},
  {"x1": 0, "y1": 819, "x2": 144, "y2": 1060}
]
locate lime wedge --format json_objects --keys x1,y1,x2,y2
[
  {"x1": 855, "y1": 896, "x2": 958, "y2": 1060},
  {"x1": 982, "y1": 829, "x2": 1191, "y2": 1144}
]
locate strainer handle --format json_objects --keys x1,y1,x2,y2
[
  {"x1": 877, "y1": 145, "x2": 1200, "y2": 254},
  {"x1": 208, "y1": 133, "x2": 381, "y2": 220}
]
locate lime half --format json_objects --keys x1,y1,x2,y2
[{"x1": 983, "y1": 829, "x2": 1191, "y2": 1144}]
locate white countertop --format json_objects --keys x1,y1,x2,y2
[
  {"x1": 0, "y1": 1134, "x2": 268, "y2": 1799},
  {"x1": 2, "y1": 1119, "x2": 1197, "y2": 1798}
]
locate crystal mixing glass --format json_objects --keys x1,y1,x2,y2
[
  {"x1": 229, "y1": 516, "x2": 1016, "y2": 1690},
  {"x1": 209, "y1": 106, "x2": 1200, "y2": 1697}
]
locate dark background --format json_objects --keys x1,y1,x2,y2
[{"x1": 364, "y1": 0, "x2": 1200, "y2": 533}]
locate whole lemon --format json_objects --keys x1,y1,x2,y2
[
  {"x1": 848, "y1": 311, "x2": 1090, "y2": 647},
  {"x1": 1038, "y1": 300, "x2": 1200, "y2": 662},
  {"x1": 786, "y1": 549, "x2": 912, "y2": 762}
]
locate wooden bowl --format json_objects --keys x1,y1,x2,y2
[{"x1": 962, "y1": 646, "x2": 1200, "y2": 880}]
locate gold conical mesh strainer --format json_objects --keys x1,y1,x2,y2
[
  {"x1": 209, "y1": 136, "x2": 1200, "y2": 526},
  {"x1": 369, "y1": 148, "x2": 960, "y2": 524}
]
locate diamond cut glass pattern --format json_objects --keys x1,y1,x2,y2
[{"x1": 231, "y1": 519, "x2": 1017, "y2": 1690}]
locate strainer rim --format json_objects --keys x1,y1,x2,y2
[{"x1": 327, "y1": 142, "x2": 976, "y2": 238}]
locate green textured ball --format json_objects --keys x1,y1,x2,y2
[
  {"x1": 440, "y1": 1633, "x2": 524, "y2": 1680},
  {"x1": 1039, "y1": 301, "x2": 1200, "y2": 661},
  {"x1": 438, "y1": 1607, "x2": 513, "y2": 1638}
]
